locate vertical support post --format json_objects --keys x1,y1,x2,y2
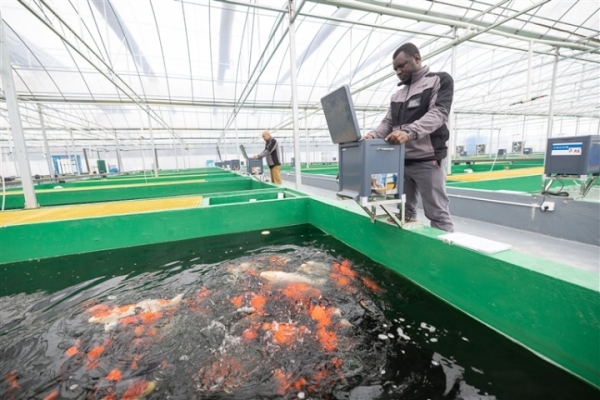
[
  {"x1": 180, "y1": 141, "x2": 186, "y2": 170},
  {"x1": 526, "y1": 40, "x2": 532, "y2": 101},
  {"x1": 139, "y1": 109, "x2": 146, "y2": 172},
  {"x1": 83, "y1": 148, "x2": 90, "y2": 173},
  {"x1": 172, "y1": 134, "x2": 179, "y2": 171},
  {"x1": 65, "y1": 138, "x2": 72, "y2": 175},
  {"x1": 490, "y1": 115, "x2": 495, "y2": 154},
  {"x1": 70, "y1": 130, "x2": 80, "y2": 175},
  {"x1": 0, "y1": 20, "x2": 37, "y2": 208},
  {"x1": 8, "y1": 136, "x2": 20, "y2": 176},
  {"x1": 521, "y1": 115, "x2": 526, "y2": 154},
  {"x1": 38, "y1": 105, "x2": 54, "y2": 178},
  {"x1": 575, "y1": 64, "x2": 585, "y2": 136},
  {"x1": 115, "y1": 131, "x2": 123, "y2": 172},
  {"x1": 305, "y1": 110, "x2": 310, "y2": 169},
  {"x1": 148, "y1": 108, "x2": 159, "y2": 177},
  {"x1": 141, "y1": 138, "x2": 146, "y2": 172},
  {"x1": 546, "y1": 47, "x2": 559, "y2": 141},
  {"x1": 234, "y1": 108, "x2": 240, "y2": 162},
  {"x1": 288, "y1": 0, "x2": 302, "y2": 189},
  {"x1": 447, "y1": 26, "x2": 457, "y2": 175}
]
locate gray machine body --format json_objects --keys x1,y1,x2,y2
[
  {"x1": 230, "y1": 159, "x2": 241, "y2": 170},
  {"x1": 338, "y1": 139, "x2": 404, "y2": 204},
  {"x1": 321, "y1": 84, "x2": 405, "y2": 206},
  {"x1": 544, "y1": 135, "x2": 600, "y2": 176}
]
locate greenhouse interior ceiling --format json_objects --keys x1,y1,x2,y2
[{"x1": 0, "y1": 0, "x2": 599, "y2": 166}]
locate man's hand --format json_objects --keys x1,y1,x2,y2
[
  {"x1": 362, "y1": 134, "x2": 375, "y2": 140},
  {"x1": 385, "y1": 130, "x2": 410, "y2": 144}
]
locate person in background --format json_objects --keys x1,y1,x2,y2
[
  {"x1": 363, "y1": 42, "x2": 454, "y2": 232},
  {"x1": 254, "y1": 131, "x2": 282, "y2": 184}
]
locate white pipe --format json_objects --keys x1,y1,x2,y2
[
  {"x1": 448, "y1": 193, "x2": 540, "y2": 208},
  {"x1": 180, "y1": 141, "x2": 186, "y2": 169},
  {"x1": 305, "y1": 109, "x2": 310, "y2": 169},
  {"x1": 315, "y1": 0, "x2": 594, "y2": 52},
  {"x1": 0, "y1": 20, "x2": 37, "y2": 208},
  {"x1": 288, "y1": 0, "x2": 302, "y2": 189},
  {"x1": 172, "y1": 134, "x2": 179, "y2": 171},
  {"x1": 526, "y1": 40, "x2": 532, "y2": 101},
  {"x1": 38, "y1": 104, "x2": 54, "y2": 178},
  {"x1": 148, "y1": 108, "x2": 159, "y2": 177},
  {"x1": 546, "y1": 47, "x2": 559, "y2": 141},
  {"x1": 234, "y1": 108, "x2": 240, "y2": 162},
  {"x1": 1, "y1": 145, "x2": 5, "y2": 211},
  {"x1": 65, "y1": 138, "x2": 73, "y2": 175},
  {"x1": 71, "y1": 130, "x2": 80, "y2": 175},
  {"x1": 447, "y1": 27, "x2": 458, "y2": 175},
  {"x1": 114, "y1": 131, "x2": 123, "y2": 173}
]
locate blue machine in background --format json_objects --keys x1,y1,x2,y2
[{"x1": 52, "y1": 155, "x2": 83, "y2": 175}]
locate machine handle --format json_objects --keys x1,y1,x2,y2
[{"x1": 377, "y1": 148, "x2": 395, "y2": 151}]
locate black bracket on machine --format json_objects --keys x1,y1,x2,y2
[{"x1": 321, "y1": 85, "x2": 407, "y2": 228}]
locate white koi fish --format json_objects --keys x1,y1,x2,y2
[
  {"x1": 260, "y1": 271, "x2": 326, "y2": 286},
  {"x1": 87, "y1": 293, "x2": 184, "y2": 331}
]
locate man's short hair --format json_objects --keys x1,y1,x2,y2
[{"x1": 393, "y1": 43, "x2": 420, "y2": 59}]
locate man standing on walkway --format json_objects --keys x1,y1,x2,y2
[
  {"x1": 364, "y1": 43, "x2": 454, "y2": 232},
  {"x1": 254, "y1": 131, "x2": 282, "y2": 184}
]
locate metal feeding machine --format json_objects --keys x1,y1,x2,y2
[
  {"x1": 321, "y1": 85, "x2": 406, "y2": 227},
  {"x1": 239, "y1": 145, "x2": 264, "y2": 179},
  {"x1": 216, "y1": 145, "x2": 240, "y2": 170},
  {"x1": 543, "y1": 135, "x2": 600, "y2": 198}
]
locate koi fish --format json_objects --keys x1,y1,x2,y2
[
  {"x1": 65, "y1": 339, "x2": 81, "y2": 357},
  {"x1": 106, "y1": 369, "x2": 122, "y2": 382},
  {"x1": 298, "y1": 261, "x2": 330, "y2": 277},
  {"x1": 282, "y1": 282, "x2": 321, "y2": 303},
  {"x1": 5, "y1": 370, "x2": 19, "y2": 392},
  {"x1": 260, "y1": 271, "x2": 325, "y2": 286},
  {"x1": 87, "y1": 294, "x2": 184, "y2": 330},
  {"x1": 43, "y1": 390, "x2": 59, "y2": 400},
  {"x1": 194, "y1": 356, "x2": 247, "y2": 392},
  {"x1": 120, "y1": 380, "x2": 156, "y2": 400}
]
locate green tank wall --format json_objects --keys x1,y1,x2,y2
[
  {"x1": 0, "y1": 189, "x2": 597, "y2": 389},
  {"x1": 2, "y1": 177, "x2": 270, "y2": 209}
]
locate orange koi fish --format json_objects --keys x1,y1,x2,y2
[
  {"x1": 194, "y1": 356, "x2": 247, "y2": 392},
  {"x1": 65, "y1": 339, "x2": 81, "y2": 357},
  {"x1": 282, "y1": 282, "x2": 321, "y2": 304},
  {"x1": 249, "y1": 293, "x2": 266, "y2": 314},
  {"x1": 120, "y1": 380, "x2": 156, "y2": 400},
  {"x1": 42, "y1": 390, "x2": 59, "y2": 400},
  {"x1": 273, "y1": 368, "x2": 291, "y2": 395},
  {"x1": 269, "y1": 255, "x2": 290, "y2": 268},
  {"x1": 333, "y1": 260, "x2": 357, "y2": 278},
  {"x1": 230, "y1": 295, "x2": 244, "y2": 308},
  {"x1": 6, "y1": 370, "x2": 19, "y2": 391},
  {"x1": 88, "y1": 345, "x2": 105, "y2": 361},
  {"x1": 86, "y1": 345, "x2": 105, "y2": 370},
  {"x1": 242, "y1": 326, "x2": 259, "y2": 342},
  {"x1": 106, "y1": 369, "x2": 122, "y2": 382},
  {"x1": 361, "y1": 276, "x2": 383, "y2": 293},
  {"x1": 309, "y1": 305, "x2": 332, "y2": 328},
  {"x1": 119, "y1": 311, "x2": 164, "y2": 326},
  {"x1": 316, "y1": 327, "x2": 338, "y2": 353},
  {"x1": 131, "y1": 354, "x2": 143, "y2": 370}
]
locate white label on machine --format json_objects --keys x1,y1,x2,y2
[
  {"x1": 437, "y1": 232, "x2": 512, "y2": 255},
  {"x1": 551, "y1": 142, "x2": 582, "y2": 156}
]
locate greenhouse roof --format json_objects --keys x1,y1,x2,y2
[{"x1": 1, "y1": 0, "x2": 599, "y2": 146}]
